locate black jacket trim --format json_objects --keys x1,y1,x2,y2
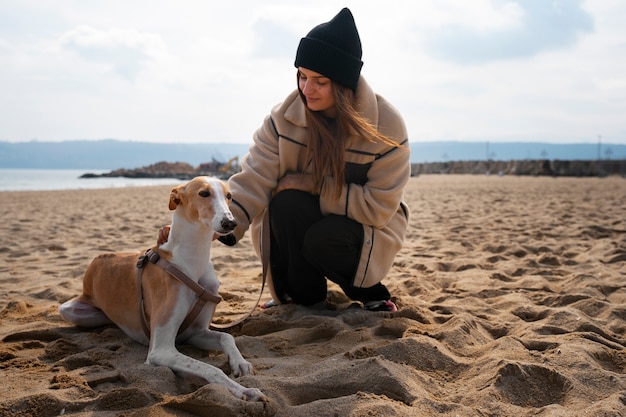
[
  {"x1": 270, "y1": 117, "x2": 307, "y2": 148},
  {"x1": 232, "y1": 199, "x2": 250, "y2": 224}
]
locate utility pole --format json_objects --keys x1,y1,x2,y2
[{"x1": 597, "y1": 134, "x2": 603, "y2": 177}]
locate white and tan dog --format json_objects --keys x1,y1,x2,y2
[{"x1": 59, "y1": 176, "x2": 266, "y2": 402}]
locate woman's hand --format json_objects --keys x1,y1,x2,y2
[{"x1": 276, "y1": 173, "x2": 320, "y2": 195}]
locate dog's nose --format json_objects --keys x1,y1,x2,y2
[{"x1": 221, "y1": 218, "x2": 237, "y2": 232}]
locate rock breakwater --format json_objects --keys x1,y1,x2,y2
[{"x1": 411, "y1": 159, "x2": 626, "y2": 177}]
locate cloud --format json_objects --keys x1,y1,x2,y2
[
  {"x1": 59, "y1": 26, "x2": 169, "y2": 80},
  {"x1": 424, "y1": 0, "x2": 594, "y2": 64},
  {"x1": 251, "y1": 18, "x2": 299, "y2": 59},
  {"x1": 0, "y1": 0, "x2": 624, "y2": 145}
]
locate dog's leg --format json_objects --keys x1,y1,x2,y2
[
  {"x1": 147, "y1": 326, "x2": 266, "y2": 401},
  {"x1": 185, "y1": 328, "x2": 254, "y2": 377},
  {"x1": 59, "y1": 298, "x2": 113, "y2": 328}
]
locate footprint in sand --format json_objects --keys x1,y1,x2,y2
[{"x1": 494, "y1": 362, "x2": 570, "y2": 407}]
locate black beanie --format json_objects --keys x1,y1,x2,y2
[{"x1": 294, "y1": 8, "x2": 363, "y2": 91}]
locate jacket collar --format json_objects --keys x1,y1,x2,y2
[{"x1": 283, "y1": 76, "x2": 379, "y2": 128}]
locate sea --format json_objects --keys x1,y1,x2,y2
[{"x1": 0, "y1": 169, "x2": 185, "y2": 192}]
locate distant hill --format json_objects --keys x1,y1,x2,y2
[
  {"x1": 1, "y1": 139, "x2": 625, "y2": 169},
  {"x1": 410, "y1": 141, "x2": 626, "y2": 162},
  {"x1": 0, "y1": 140, "x2": 251, "y2": 170}
]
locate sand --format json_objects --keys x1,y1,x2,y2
[{"x1": 1, "y1": 174, "x2": 625, "y2": 417}]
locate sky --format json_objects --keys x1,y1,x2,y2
[{"x1": 1, "y1": 0, "x2": 625, "y2": 145}]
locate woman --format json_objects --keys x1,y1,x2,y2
[{"x1": 163, "y1": 8, "x2": 410, "y2": 312}]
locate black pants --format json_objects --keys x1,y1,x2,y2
[{"x1": 269, "y1": 189, "x2": 391, "y2": 306}]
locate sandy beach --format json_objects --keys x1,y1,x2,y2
[{"x1": 1, "y1": 174, "x2": 625, "y2": 416}]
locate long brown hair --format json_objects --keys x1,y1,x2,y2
[{"x1": 298, "y1": 73, "x2": 401, "y2": 198}]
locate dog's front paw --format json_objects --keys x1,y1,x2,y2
[
  {"x1": 231, "y1": 358, "x2": 254, "y2": 377},
  {"x1": 240, "y1": 387, "x2": 268, "y2": 402}
]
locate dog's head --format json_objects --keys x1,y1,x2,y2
[{"x1": 169, "y1": 176, "x2": 236, "y2": 235}]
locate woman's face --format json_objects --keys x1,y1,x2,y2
[{"x1": 298, "y1": 67, "x2": 336, "y2": 117}]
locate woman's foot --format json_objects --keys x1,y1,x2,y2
[
  {"x1": 364, "y1": 300, "x2": 397, "y2": 312},
  {"x1": 261, "y1": 295, "x2": 294, "y2": 309}
]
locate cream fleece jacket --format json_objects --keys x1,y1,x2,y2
[{"x1": 226, "y1": 76, "x2": 410, "y2": 301}]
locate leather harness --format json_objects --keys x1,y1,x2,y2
[{"x1": 136, "y1": 248, "x2": 223, "y2": 338}]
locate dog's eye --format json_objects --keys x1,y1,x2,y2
[
  {"x1": 199, "y1": 190, "x2": 211, "y2": 198},
  {"x1": 226, "y1": 192, "x2": 232, "y2": 200}
]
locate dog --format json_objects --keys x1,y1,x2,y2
[{"x1": 59, "y1": 176, "x2": 266, "y2": 402}]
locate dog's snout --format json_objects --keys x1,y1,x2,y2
[{"x1": 221, "y1": 218, "x2": 237, "y2": 232}]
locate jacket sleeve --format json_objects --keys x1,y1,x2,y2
[
  {"x1": 319, "y1": 102, "x2": 410, "y2": 229},
  {"x1": 227, "y1": 114, "x2": 280, "y2": 242}
]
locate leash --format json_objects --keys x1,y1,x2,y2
[
  {"x1": 209, "y1": 209, "x2": 270, "y2": 330},
  {"x1": 135, "y1": 210, "x2": 270, "y2": 334},
  {"x1": 136, "y1": 248, "x2": 223, "y2": 338}
]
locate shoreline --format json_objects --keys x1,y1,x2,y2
[{"x1": 1, "y1": 170, "x2": 624, "y2": 194}]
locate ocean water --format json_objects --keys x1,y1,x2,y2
[{"x1": 0, "y1": 169, "x2": 185, "y2": 192}]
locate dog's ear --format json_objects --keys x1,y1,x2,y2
[{"x1": 169, "y1": 186, "x2": 183, "y2": 210}]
